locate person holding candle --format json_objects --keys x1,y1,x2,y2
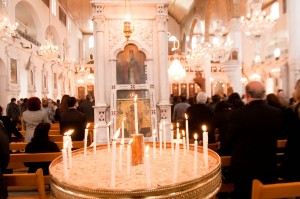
[
  {"x1": 60, "y1": 97, "x2": 87, "y2": 141},
  {"x1": 224, "y1": 81, "x2": 282, "y2": 199},
  {"x1": 25, "y1": 123, "x2": 60, "y2": 175},
  {"x1": 186, "y1": 92, "x2": 214, "y2": 142}
]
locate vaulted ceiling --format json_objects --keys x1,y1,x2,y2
[{"x1": 58, "y1": 0, "x2": 276, "y2": 35}]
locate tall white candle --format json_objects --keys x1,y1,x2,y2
[
  {"x1": 118, "y1": 143, "x2": 123, "y2": 171},
  {"x1": 111, "y1": 129, "x2": 120, "y2": 188},
  {"x1": 107, "y1": 122, "x2": 111, "y2": 152},
  {"x1": 185, "y1": 114, "x2": 189, "y2": 151},
  {"x1": 194, "y1": 133, "x2": 198, "y2": 177},
  {"x1": 127, "y1": 139, "x2": 133, "y2": 176},
  {"x1": 152, "y1": 129, "x2": 156, "y2": 160},
  {"x1": 202, "y1": 125, "x2": 208, "y2": 168},
  {"x1": 64, "y1": 130, "x2": 73, "y2": 169},
  {"x1": 122, "y1": 117, "x2": 126, "y2": 144},
  {"x1": 134, "y1": 95, "x2": 138, "y2": 134},
  {"x1": 163, "y1": 122, "x2": 166, "y2": 150},
  {"x1": 84, "y1": 123, "x2": 90, "y2": 157},
  {"x1": 159, "y1": 123, "x2": 162, "y2": 156},
  {"x1": 182, "y1": 130, "x2": 186, "y2": 156},
  {"x1": 145, "y1": 145, "x2": 151, "y2": 188},
  {"x1": 171, "y1": 124, "x2": 174, "y2": 155},
  {"x1": 173, "y1": 132, "x2": 180, "y2": 183},
  {"x1": 62, "y1": 144, "x2": 69, "y2": 181}
]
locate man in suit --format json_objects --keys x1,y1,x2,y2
[
  {"x1": 78, "y1": 95, "x2": 94, "y2": 122},
  {"x1": 225, "y1": 81, "x2": 282, "y2": 199},
  {"x1": 60, "y1": 97, "x2": 87, "y2": 141}
]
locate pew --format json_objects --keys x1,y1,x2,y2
[
  {"x1": 10, "y1": 135, "x2": 63, "y2": 143},
  {"x1": 251, "y1": 179, "x2": 300, "y2": 199},
  {"x1": 5, "y1": 168, "x2": 47, "y2": 199},
  {"x1": 10, "y1": 141, "x2": 85, "y2": 151},
  {"x1": 20, "y1": 129, "x2": 61, "y2": 136}
]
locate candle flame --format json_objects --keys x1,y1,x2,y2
[
  {"x1": 194, "y1": 133, "x2": 198, "y2": 140},
  {"x1": 129, "y1": 138, "x2": 133, "y2": 145},
  {"x1": 64, "y1": 130, "x2": 74, "y2": 136},
  {"x1": 134, "y1": 95, "x2": 137, "y2": 102},
  {"x1": 63, "y1": 141, "x2": 69, "y2": 149},
  {"x1": 182, "y1": 130, "x2": 185, "y2": 137},
  {"x1": 185, "y1": 113, "x2": 188, "y2": 120},
  {"x1": 122, "y1": 117, "x2": 126, "y2": 122},
  {"x1": 107, "y1": 121, "x2": 111, "y2": 127},
  {"x1": 86, "y1": 123, "x2": 90, "y2": 129},
  {"x1": 202, "y1": 125, "x2": 207, "y2": 132},
  {"x1": 114, "y1": 128, "x2": 120, "y2": 139},
  {"x1": 145, "y1": 145, "x2": 149, "y2": 154},
  {"x1": 176, "y1": 122, "x2": 179, "y2": 128}
]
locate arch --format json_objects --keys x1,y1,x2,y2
[
  {"x1": 15, "y1": 1, "x2": 42, "y2": 42},
  {"x1": 111, "y1": 40, "x2": 150, "y2": 59},
  {"x1": 45, "y1": 25, "x2": 61, "y2": 46}
]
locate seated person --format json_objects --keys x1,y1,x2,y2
[
  {"x1": 60, "y1": 97, "x2": 87, "y2": 141},
  {"x1": 25, "y1": 123, "x2": 60, "y2": 175}
]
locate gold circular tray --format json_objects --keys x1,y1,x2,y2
[{"x1": 50, "y1": 144, "x2": 221, "y2": 198}]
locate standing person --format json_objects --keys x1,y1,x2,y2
[
  {"x1": 0, "y1": 106, "x2": 23, "y2": 142},
  {"x1": 25, "y1": 123, "x2": 60, "y2": 175},
  {"x1": 6, "y1": 98, "x2": 20, "y2": 127},
  {"x1": 54, "y1": 95, "x2": 70, "y2": 122},
  {"x1": 282, "y1": 79, "x2": 300, "y2": 182},
  {"x1": 172, "y1": 93, "x2": 190, "y2": 129},
  {"x1": 60, "y1": 97, "x2": 87, "y2": 141},
  {"x1": 224, "y1": 81, "x2": 282, "y2": 199},
  {"x1": 22, "y1": 97, "x2": 50, "y2": 142},
  {"x1": 78, "y1": 95, "x2": 95, "y2": 122},
  {"x1": 20, "y1": 98, "x2": 28, "y2": 116},
  {"x1": 0, "y1": 121, "x2": 9, "y2": 199}
]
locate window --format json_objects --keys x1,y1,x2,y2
[
  {"x1": 51, "y1": 0, "x2": 56, "y2": 16},
  {"x1": 89, "y1": 36, "x2": 94, "y2": 49}
]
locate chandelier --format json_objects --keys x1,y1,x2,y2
[
  {"x1": 240, "y1": 2, "x2": 276, "y2": 40},
  {"x1": 40, "y1": 5, "x2": 58, "y2": 60},
  {"x1": 168, "y1": 58, "x2": 186, "y2": 82},
  {"x1": 123, "y1": 0, "x2": 134, "y2": 40},
  {"x1": 0, "y1": 0, "x2": 18, "y2": 40}
]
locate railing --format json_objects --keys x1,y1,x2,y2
[{"x1": 16, "y1": 29, "x2": 41, "y2": 47}]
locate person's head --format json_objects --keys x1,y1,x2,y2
[
  {"x1": 212, "y1": 94, "x2": 221, "y2": 104},
  {"x1": 11, "y1": 98, "x2": 16, "y2": 103},
  {"x1": 228, "y1": 92, "x2": 244, "y2": 109},
  {"x1": 59, "y1": 95, "x2": 70, "y2": 112},
  {"x1": 245, "y1": 81, "x2": 265, "y2": 103},
  {"x1": 196, "y1": 92, "x2": 207, "y2": 104},
  {"x1": 27, "y1": 97, "x2": 42, "y2": 111},
  {"x1": 215, "y1": 100, "x2": 233, "y2": 113},
  {"x1": 31, "y1": 123, "x2": 51, "y2": 142},
  {"x1": 68, "y1": 97, "x2": 78, "y2": 108},
  {"x1": 86, "y1": 95, "x2": 91, "y2": 101},
  {"x1": 266, "y1": 93, "x2": 282, "y2": 108},
  {"x1": 180, "y1": 93, "x2": 187, "y2": 102},
  {"x1": 129, "y1": 49, "x2": 134, "y2": 59}
]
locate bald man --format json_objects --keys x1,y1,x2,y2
[{"x1": 224, "y1": 81, "x2": 283, "y2": 199}]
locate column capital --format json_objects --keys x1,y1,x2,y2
[
  {"x1": 93, "y1": 16, "x2": 105, "y2": 32},
  {"x1": 156, "y1": 4, "x2": 168, "y2": 32}
]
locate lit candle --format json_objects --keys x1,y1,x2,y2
[
  {"x1": 62, "y1": 142, "x2": 69, "y2": 181},
  {"x1": 159, "y1": 123, "x2": 162, "y2": 156},
  {"x1": 185, "y1": 114, "x2": 189, "y2": 151},
  {"x1": 84, "y1": 123, "x2": 90, "y2": 157},
  {"x1": 93, "y1": 124, "x2": 98, "y2": 154},
  {"x1": 176, "y1": 122, "x2": 179, "y2": 137},
  {"x1": 194, "y1": 133, "x2": 198, "y2": 177},
  {"x1": 163, "y1": 122, "x2": 166, "y2": 150},
  {"x1": 134, "y1": 95, "x2": 138, "y2": 135},
  {"x1": 122, "y1": 117, "x2": 126, "y2": 145},
  {"x1": 107, "y1": 121, "x2": 111, "y2": 152},
  {"x1": 145, "y1": 145, "x2": 151, "y2": 188},
  {"x1": 202, "y1": 125, "x2": 208, "y2": 168},
  {"x1": 64, "y1": 130, "x2": 73, "y2": 169},
  {"x1": 152, "y1": 129, "x2": 156, "y2": 160},
  {"x1": 173, "y1": 132, "x2": 180, "y2": 183},
  {"x1": 171, "y1": 124, "x2": 174, "y2": 155},
  {"x1": 118, "y1": 142, "x2": 123, "y2": 171},
  {"x1": 182, "y1": 130, "x2": 186, "y2": 156},
  {"x1": 127, "y1": 139, "x2": 133, "y2": 176},
  {"x1": 111, "y1": 128, "x2": 120, "y2": 188}
]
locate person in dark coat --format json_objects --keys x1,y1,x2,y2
[
  {"x1": 25, "y1": 123, "x2": 60, "y2": 175},
  {"x1": 186, "y1": 92, "x2": 215, "y2": 142},
  {"x1": 60, "y1": 97, "x2": 87, "y2": 141},
  {"x1": 224, "y1": 81, "x2": 282, "y2": 199},
  {"x1": 78, "y1": 95, "x2": 95, "y2": 122},
  {"x1": 282, "y1": 79, "x2": 300, "y2": 182},
  {"x1": 6, "y1": 98, "x2": 20, "y2": 127},
  {"x1": 0, "y1": 106, "x2": 23, "y2": 142},
  {"x1": 0, "y1": 121, "x2": 10, "y2": 198}
]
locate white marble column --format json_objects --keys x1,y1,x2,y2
[
  {"x1": 156, "y1": 4, "x2": 171, "y2": 125},
  {"x1": 288, "y1": 0, "x2": 300, "y2": 95},
  {"x1": 223, "y1": 18, "x2": 242, "y2": 95},
  {"x1": 92, "y1": 4, "x2": 108, "y2": 144}
]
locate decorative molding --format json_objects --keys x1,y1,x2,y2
[
  {"x1": 156, "y1": 15, "x2": 168, "y2": 32},
  {"x1": 93, "y1": 16, "x2": 105, "y2": 32}
]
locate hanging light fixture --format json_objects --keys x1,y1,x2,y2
[
  {"x1": 40, "y1": 3, "x2": 58, "y2": 60},
  {"x1": 123, "y1": 0, "x2": 134, "y2": 40},
  {"x1": 0, "y1": 0, "x2": 18, "y2": 40}
]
